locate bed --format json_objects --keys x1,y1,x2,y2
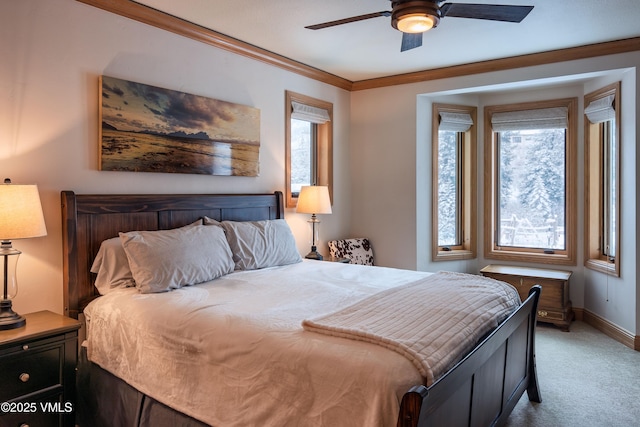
[{"x1": 61, "y1": 190, "x2": 541, "y2": 427}]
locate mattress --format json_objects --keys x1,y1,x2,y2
[{"x1": 84, "y1": 261, "x2": 518, "y2": 426}]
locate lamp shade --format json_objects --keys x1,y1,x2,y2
[
  {"x1": 0, "y1": 181, "x2": 47, "y2": 241},
  {"x1": 296, "y1": 186, "x2": 332, "y2": 215}
]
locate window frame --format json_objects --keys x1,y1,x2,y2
[
  {"x1": 483, "y1": 98, "x2": 578, "y2": 265},
  {"x1": 431, "y1": 103, "x2": 477, "y2": 261},
  {"x1": 584, "y1": 82, "x2": 621, "y2": 277},
  {"x1": 285, "y1": 91, "x2": 333, "y2": 208}
]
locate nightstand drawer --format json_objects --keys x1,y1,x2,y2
[
  {"x1": 0, "y1": 343, "x2": 63, "y2": 401},
  {"x1": 1, "y1": 389, "x2": 64, "y2": 427}
]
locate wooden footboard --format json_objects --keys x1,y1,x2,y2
[{"x1": 398, "y1": 285, "x2": 541, "y2": 427}]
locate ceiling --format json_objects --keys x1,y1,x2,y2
[{"x1": 131, "y1": 0, "x2": 640, "y2": 82}]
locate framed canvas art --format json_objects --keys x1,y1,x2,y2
[{"x1": 99, "y1": 76, "x2": 260, "y2": 176}]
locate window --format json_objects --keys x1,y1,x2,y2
[
  {"x1": 285, "y1": 91, "x2": 333, "y2": 208},
  {"x1": 584, "y1": 82, "x2": 620, "y2": 276},
  {"x1": 484, "y1": 98, "x2": 577, "y2": 265},
  {"x1": 290, "y1": 118, "x2": 314, "y2": 196},
  {"x1": 432, "y1": 104, "x2": 477, "y2": 261}
]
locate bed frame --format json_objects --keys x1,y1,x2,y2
[{"x1": 61, "y1": 190, "x2": 541, "y2": 427}]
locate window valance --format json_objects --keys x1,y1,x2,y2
[
  {"x1": 291, "y1": 101, "x2": 331, "y2": 124},
  {"x1": 491, "y1": 106, "x2": 568, "y2": 132},
  {"x1": 439, "y1": 111, "x2": 474, "y2": 132},
  {"x1": 584, "y1": 94, "x2": 615, "y2": 124}
]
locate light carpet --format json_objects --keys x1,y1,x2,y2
[{"x1": 505, "y1": 321, "x2": 640, "y2": 427}]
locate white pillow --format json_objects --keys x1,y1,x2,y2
[
  {"x1": 91, "y1": 237, "x2": 135, "y2": 295},
  {"x1": 220, "y1": 219, "x2": 302, "y2": 270},
  {"x1": 119, "y1": 224, "x2": 234, "y2": 293},
  {"x1": 90, "y1": 220, "x2": 203, "y2": 295}
]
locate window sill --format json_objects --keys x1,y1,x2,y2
[
  {"x1": 485, "y1": 249, "x2": 575, "y2": 266},
  {"x1": 585, "y1": 258, "x2": 619, "y2": 277},
  {"x1": 433, "y1": 249, "x2": 475, "y2": 262}
]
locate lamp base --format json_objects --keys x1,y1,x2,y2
[
  {"x1": 305, "y1": 246, "x2": 324, "y2": 261},
  {"x1": 0, "y1": 299, "x2": 26, "y2": 330}
]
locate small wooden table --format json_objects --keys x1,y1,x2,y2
[
  {"x1": 0, "y1": 311, "x2": 81, "y2": 426},
  {"x1": 481, "y1": 264, "x2": 573, "y2": 331}
]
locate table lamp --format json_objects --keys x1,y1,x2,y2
[
  {"x1": 296, "y1": 185, "x2": 332, "y2": 260},
  {"x1": 0, "y1": 179, "x2": 47, "y2": 330}
]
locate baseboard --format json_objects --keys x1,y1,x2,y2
[
  {"x1": 578, "y1": 308, "x2": 639, "y2": 350},
  {"x1": 572, "y1": 307, "x2": 584, "y2": 321}
]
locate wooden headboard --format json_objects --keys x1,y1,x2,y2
[{"x1": 61, "y1": 191, "x2": 284, "y2": 319}]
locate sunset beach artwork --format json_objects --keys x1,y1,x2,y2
[{"x1": 99, "y1": 76, "x2": 260, "y2": 176}]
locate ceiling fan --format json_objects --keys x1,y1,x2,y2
[{"x1": 305, "y1": 1, "x2": 534, "y2": 52}]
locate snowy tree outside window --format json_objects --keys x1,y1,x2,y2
[
  {"x1": 438, "y1": 130, "x2": 460, "y2": 246},
  {"x1": 290, "y1": 118, "x2": 313, "y2": 196},
  {"x1": 497, "y1": 129, "x2": 566, "y2": 250}
]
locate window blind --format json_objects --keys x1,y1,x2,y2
[
  {"x1": 491, "y1": 106, "x2": 568, "y2": 132},
  {"x1": 439, "y1": 111, "x2": 474, "y2": 132},
  {"x1": 584, "y1": 94, "x2": 615, "y2": 124},
  {"x1": 291, "y1": 101, "x2": 331, "y2": 124}
]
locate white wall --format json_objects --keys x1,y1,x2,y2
[
  {"x1": 349, "y1": 84, "x2": 421, "y2": 270},
  {"x1": 351, "y1": 55, "x2": 639, "y2": 334},
  {"x1": 0, "y1": 0, "x2": 351, "y2": 315}
]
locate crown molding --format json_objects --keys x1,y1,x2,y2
[
  {"x1": 76, "y1": 0, "x2": 353, "y2": 91},
  {"x1": 351, "y1": 37, "x2": 640, "y2": 91}
]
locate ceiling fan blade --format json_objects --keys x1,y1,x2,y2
[
  {"x1": 441, "y1": 3, "x2": 534, "y2": 23},
  {"x1": 401, "y1": 32, "x2": 423, "y2": 52},
  {"x1": 305, "y1": 11, "x2": 392, "y2": 30}
]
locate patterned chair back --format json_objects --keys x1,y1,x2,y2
[{"x1": 327, "y1": 238, "x2": 374, "y2": 266}]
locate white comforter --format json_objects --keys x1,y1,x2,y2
[{"x1": 84, "y1": 261, "x2": 508, "y2": 426}]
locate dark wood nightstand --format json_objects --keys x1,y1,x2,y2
[
  {"x1": 0, "y1": 311, "x2": 81, "y2": 427},
  {"x1": 480, "y1": 264, "x2": 573, "y2": 331}
]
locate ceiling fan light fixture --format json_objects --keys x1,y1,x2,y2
[
  {"x1": 391, "y1": 1, "x2": 441, "y2": 34},
  {"x1": 396, "y1": 13, "x2": 436, "y2": 33}
]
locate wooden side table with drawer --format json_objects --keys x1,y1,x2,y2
[
  {"x1": 480, "y1": 264, "x2": 573, "y2": 331},
  {"x1": 0, "y1": 310, "x2": 81, "y2": 427}
]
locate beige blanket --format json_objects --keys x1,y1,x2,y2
[{"x1": 302, "y1": 271, "x2": 521, "y2": 385}]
